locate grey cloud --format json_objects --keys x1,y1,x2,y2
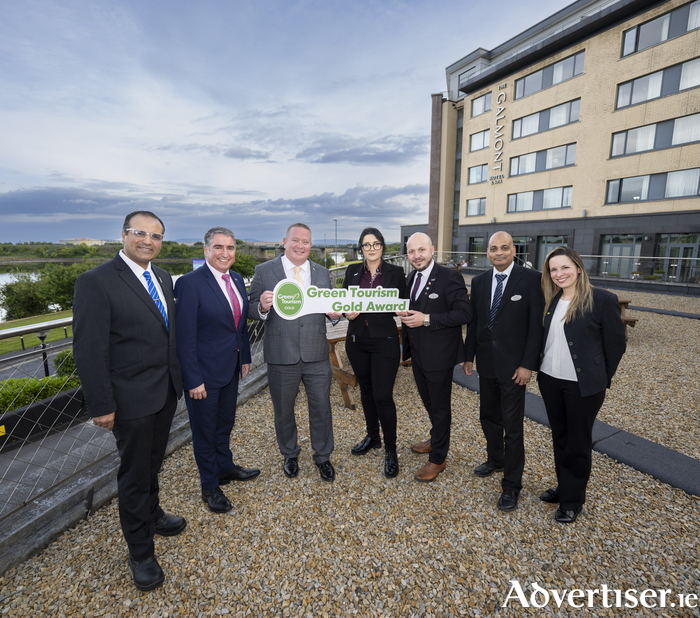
[
  {"x1": 295, "y1": 134, "x2": 428, "y2": 165},
  {"x1": 153, "y1": 142, "x2": 272, "y2": 161}
]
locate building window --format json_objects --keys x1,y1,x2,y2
[
  {"x1": 606, "y1": 167, "x2": 700, "y2": 203},
  {"x1": 616, "y1": 56, "x2": 700, "y2": 109},
  {"x1": 599, "y1": 234, "x2": 643, "y2": 278},
  {"x1": 622, "y1": 1, "x2": 700, "y2": 57},
  {"x1": 471, "y1": 92, "x2": 492, "y2": 118},
  {"x1": 466, "y1": 198, "x2": 486, "y2": 217},
  {"x1": 470, "y1": 129, "x2": 490, "y2": 152},
  {"x1": 507, "y1": 186, "x2": 572, "y2": 212},
  {"x1": 538, "y1": 235, "x2": 569, "y2": 270},
  {"x1": 510, "y1": 143, "x2": 576, "y2": 176},
  {"x1": 611, "y1": 112, "x2": 700, "y2": 156},
  {"x1": 512, "y1": 99, "x2": 580, "y2": 139},
  {"x1": 468, "y1": 164, "x2": 489, "y2": 184},
  {"x1": 514, "y1": 51, "x2": 585, "y2": 99}
]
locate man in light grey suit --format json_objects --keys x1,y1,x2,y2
[{"x1": 249, "y1": 223, "x2": 338, "y2": 482}]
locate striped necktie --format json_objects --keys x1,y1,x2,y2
[
  {"x1": 488, "y1": 273, "x2": 507, "y2": 330},
  {"x1": 222, "y1": 274, "x2": 242, "y2": 329},
  {"x1": 142, "y1": 271, "x2": 168, "y2": 330}
]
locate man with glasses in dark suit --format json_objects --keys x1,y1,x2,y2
[{"x1": 73, "y1": 211, "x2": 184, "y2": 591}]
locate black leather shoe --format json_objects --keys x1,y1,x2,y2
[
  {"x1": 474, "y1": 461, "x2": 504, "y2": 478},
  {"x1": 351, "y1": 435, "x2": 382, "y2": 455},
  {"x1": 384, "y1": 450, "x2": 399, "y2": 478},
  {"x1": 154, "y1": 512, "x2": 187, "y2": 537},
  {"x1": 201, "y1": 487, "x2": 233, "y2": 513},
  {"x1": 128, "y1": 554, "x2": 165, "y2": 591},
  {"x1": 555, "y1": 505, "x2": 583, "y2": 523},
  {"x1": 539, "y1": 488, "x2": 560, "y2": 504},
  {"x1": 317, "y1": 461, "x2": 336, "y2": 482},
  {"x1": 497, "y1": 490, "x2": 520, "y2": 512},
  {"x1": 219, "y1": 464, "x2": 261, "y2": 484},
  {"x1": 283, "y1": 457, "x2": 299, "y2": 478}
]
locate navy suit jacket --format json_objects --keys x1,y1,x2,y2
[
  {"x1": 175, "y1": 264, "x2": 252, "y2": 391},
  {"x1": 464, "y1": 263, "x2": 544, "y2": 382}
]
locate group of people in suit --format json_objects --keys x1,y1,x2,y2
[{"x1": 72, "y1": 211, "x2": 626, "y2": 592}]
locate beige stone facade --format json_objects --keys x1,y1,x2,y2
[{"x1": 423, "y1": 0, "x2": 700, "y2": 283}]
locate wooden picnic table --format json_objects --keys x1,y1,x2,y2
[
  {"x1": 616, "y1": 297, "x2": 638, "y2": 339},
  {"x1": 326, "y1": 317, "x2": 407, "y2": 410}
]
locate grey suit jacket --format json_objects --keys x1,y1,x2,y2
[
  {"x1": 72, "y1": 253, "x2": 183, "y2": 420},
  {"x1": 248, "y1": 257, "x2": 332, "y2": 365}
]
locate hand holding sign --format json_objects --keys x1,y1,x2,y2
[{"x1": 272, "y1": 280, "x2": 409, "y2": 320}]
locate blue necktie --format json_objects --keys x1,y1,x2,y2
[
  {"x1": 488, "y1": 273, "x2": 507, "y2": 330},
  {"x1": 143, "y1": 271, "x2": 168, "y2": 330}
]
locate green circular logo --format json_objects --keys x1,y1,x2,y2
[{"x1": 275, "y1": 281, "x2": 304, "y2": 318}]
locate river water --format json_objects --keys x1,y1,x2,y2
[{"x1": 0, "y1": 261, "x2": 197, "y2": 323}]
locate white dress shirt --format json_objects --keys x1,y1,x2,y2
[
  {"x1": 411, "y1": 259, "x2": 435, "y2": 299},
  {"x1": 540, "y1": 299, "x2": 578, "y2": 381},
  {"x1": 119, "y1": 249, "x2": 168, "y2": 319},
  {"x1": 281, "y1": 254, "x2": 311, "y2": 286},
  {"x1": 490, "y1": 261, "x2": 515, "y2": 306},
  {"x1": 205, "y1": 260, "x2": 243, "y2": 314}
]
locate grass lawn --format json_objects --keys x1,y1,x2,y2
[{"x1": 0, "y1": 310, "x2": 74, "y2": 356}]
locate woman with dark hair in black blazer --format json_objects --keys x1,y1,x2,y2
[
  {"x1": 538, "y1": 246, "x2": 626, "y2": 523},
  {"x1": 343, "y1": 227, "x2": 407, "y2": 478}
]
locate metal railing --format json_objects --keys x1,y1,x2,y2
[{"x1": 0, "y1": 317, "x2": 266, "y2": 522}]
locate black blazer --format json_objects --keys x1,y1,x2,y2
[
  {"x1": 540, "y1": 287, "x2": 626, "y2": 397},
  {"x1": 73, "y1": 253, "x2": 183, "y2": 420},
  {"x1": 464, "y1": 264, "x2": 544, "y2": 382},
  {"x1": 402, "y1": 263, "x2": 471, "y2": 371},
  {"x1": 342, "y1": 261, "x2": 407, "y2": 339}
]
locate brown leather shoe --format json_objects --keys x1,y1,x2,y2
[
  {"x1": 410, "y1": 439, "x2": 432, "y2": 454},
  {"x1": 414, "y1": 461, "x2": 446, "y2": 482}
]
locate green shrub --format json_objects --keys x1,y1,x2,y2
[
  {"x1": 0, "y1": 376, "x2": 81, "y2": 416},
  {"x1": 0, "y1": 273, "x2": 50, "y2": 320},
  {"x1": 54, "y1": 349, "x2": 78, "y2": 378}
]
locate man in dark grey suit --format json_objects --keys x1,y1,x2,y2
[
  {"x1": 73, "y1": 211, "x2": 185, "y2": 591},
  {"x1": 248, "y1": 223, "x2": 337, "y2": 482},
  {"x1": 463, "y1": 231, "x2": 544, "y2": 512}
]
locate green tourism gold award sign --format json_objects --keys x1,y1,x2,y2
[{"x1": 271, "y1": 280, "x2": 409, "y2": 320}]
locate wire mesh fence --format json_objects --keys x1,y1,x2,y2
[{"x1": 0, "y1": 317, "x2": 268, "y2": 523}]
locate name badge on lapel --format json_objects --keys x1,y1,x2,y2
[
  {"x1": 429, "y1": 293, "x2": 439, "y2": 299},
  {"x1": 511, "y1": 295, "x2": 522, "y2": 301}
]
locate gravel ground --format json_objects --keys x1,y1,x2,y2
[
  {"x1": 600, "y1": 289, "x2": 700, "y2": 314},
  {"x1": 1, "y1": 352, "x2": 699, "y2": 617}
]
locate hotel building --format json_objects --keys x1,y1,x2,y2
[{"x1": 407, "y1": 0, "x2": 700, "y2": 286}]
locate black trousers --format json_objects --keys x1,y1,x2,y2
[
  {"x1": 345, "y1": 333, "x2": 400, "y2": 450},
  {"x1": 538, "y1": 372, "x2": 606, "y2": 510},
  {"x1": 112, "y1": 383, "x2": 178, "y2": 561},
  {"x1": 478, "y1": 374, "x2": 526, "y2": 492},
  {"x1": 411, "y1": 349, "x2": 453, "y2": 465}
]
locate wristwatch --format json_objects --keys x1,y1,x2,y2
[{"x1": 423, "y1": 315, "x2": 430, "y2": 327}]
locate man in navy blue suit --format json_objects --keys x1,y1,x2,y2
[{"x1": 175, "y1": 227, "x2": 259, "y2": 514}]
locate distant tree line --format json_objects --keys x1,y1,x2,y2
[{"x1": 0, "y1": 253, "x2": 259, "y2": 320}]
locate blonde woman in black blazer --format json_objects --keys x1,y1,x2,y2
[
  {"x1": 343, "y1": 228, "x2": 407, "y2": 478},
  {"x1": 538, "y1": 247, "x2": 626, "y2": 523}
]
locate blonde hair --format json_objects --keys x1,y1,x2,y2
[{"x1": 541, "y1": 247, "x2": 594, "y2": 323}]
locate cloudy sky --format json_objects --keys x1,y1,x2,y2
[{"x1": 0, "y1": 0, "x2": 571, "y2": 244}]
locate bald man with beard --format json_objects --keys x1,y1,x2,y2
[{"x1": 463, "y1": 231, "x2": 544, "y2": 512}]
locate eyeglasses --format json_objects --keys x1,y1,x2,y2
[
  {"x1": 125, "y1": 229, "x2": 164, "y2": 242},
  {"x1": 361, "y1": 242, "x2": 383, "y2": 251}
]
